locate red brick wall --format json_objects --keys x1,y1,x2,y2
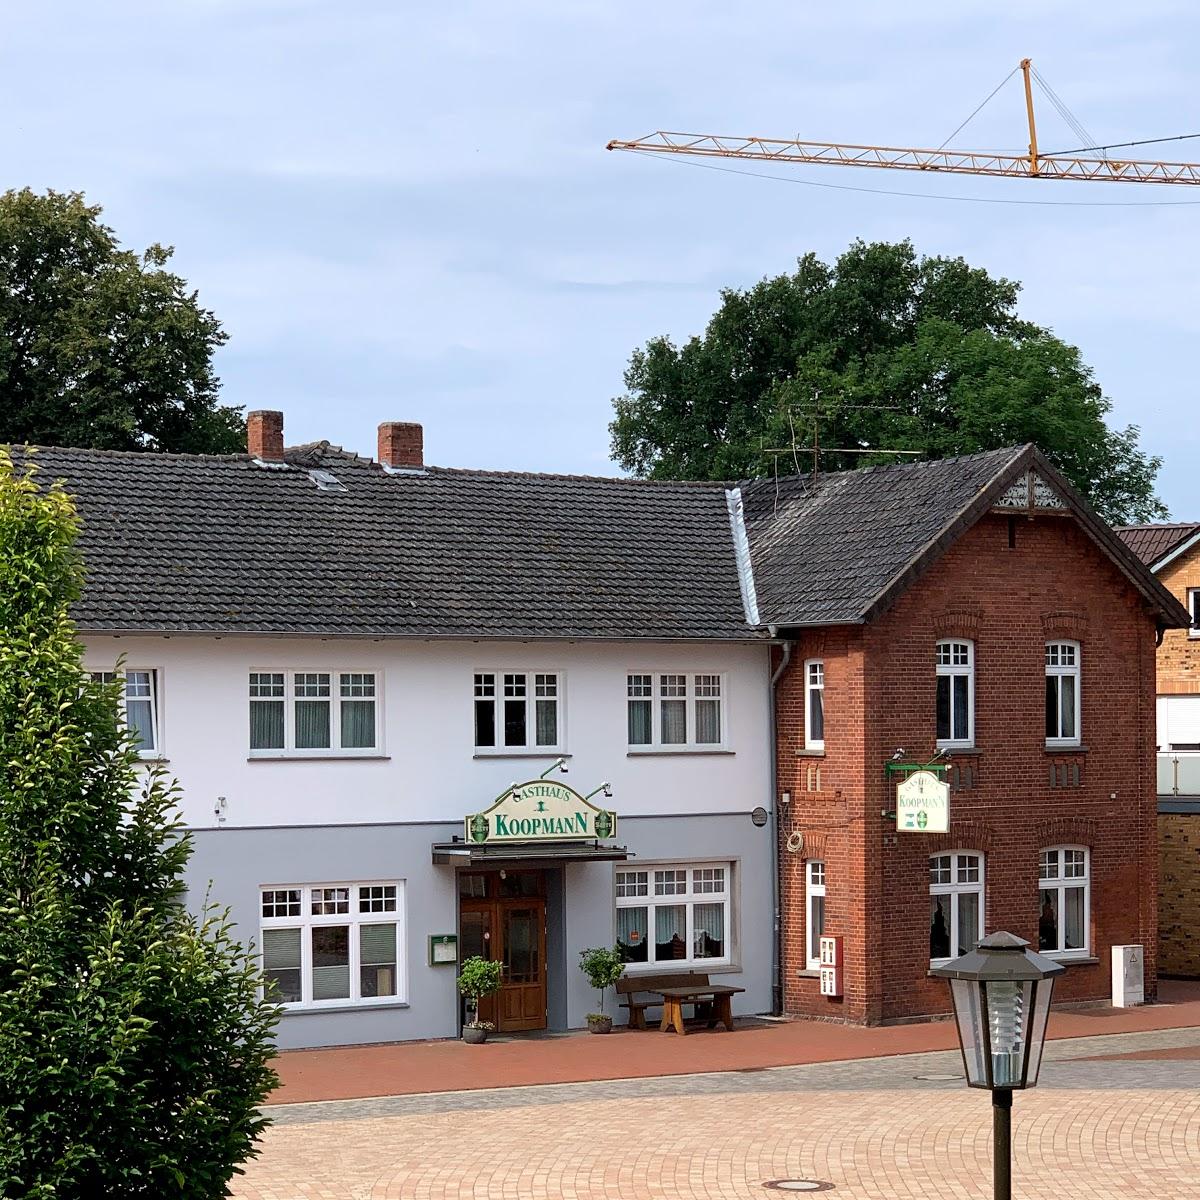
[{"x1": 777, "y1": 512, "x2": 1159, "y2": 1023}]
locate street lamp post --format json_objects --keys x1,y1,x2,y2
[{"x1": 931, "y1": 931, "x2": 1064, "y2": 1200}]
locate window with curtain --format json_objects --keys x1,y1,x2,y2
[
  {"x1": 1038, "y1": 847, "x2": 1089, "y2": 956},
  {"x1": 1044, "y1": 642, "x2": 1081, "y2": 746},
  {"x1": 804, "y1": 660, "x2": 825, "y2": 750},
  {"x1": 259, "y1": 882, "x2": 404, "y2": 1008},
  {"x1": 806, "y1": 860, "x2": 826, "y2": 969},
  {"x1": 614, "y1": 862, "x2": 732, "y2": 968},
  {"x1": 248, "y1": 670, "x2": 379, "y2": 755},
  {"x1": 935, "y1": 640, "x2": 974, "y2": 747},
  {"x1": 473, "y1": 670, "x2": 562, "y2": 751},
  {"x1": 929, "y1": 852, "x2": 984, "y2": 964},
  {"x1": 626, "y1": 673, "x2": 727, "y2": 749},
  {"x1": 89, "y1": 669, "x2": 160, "y2": 756}
]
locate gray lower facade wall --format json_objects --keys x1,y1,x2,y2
[{"x1": 186, "y1": 811, "x2": 775, "y2": 1050}]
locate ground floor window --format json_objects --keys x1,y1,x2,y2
[
  {"x1": 929, "y1": 852, "x2": 983, "y2": 964},
  {"x1": 615, "y1": 861, "x2": 732, "y2": 968},
  {"x1": 259, "y1": 882, "x2": 404, "y2": 1008},
  {"x1": 1039, "y1": 847, "x2": 1090, "y2": 957},
  {"x1": 806, "y1": 860, "x2": 826, "y2": 970}
]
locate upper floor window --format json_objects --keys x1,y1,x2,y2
[
  {"x1": 627, "y1": 672, "x2": 724, "y2": 749},
  {"x1": 804, "y1": 660, "x2": 825, "y2": 751},
  {"x1": 249, "y1": 670, "x2": 379, "y2": 756},
  {"x1": 259, "y1": 881, "x2": 404, "y2": 1008},
  {"x1": 935, "y1": 640, "x2": 974, "y2": 747},
  {"x1": 806, "y1": 859, "x2": 826, "y2": 969},
  {"x1": 930, "y1": 851, "x2": 983, "y2": 964},
  {"x1": 1039, "y1": 847, "x2": 1089, "y2": 957},
  {"x1": 1188, "y1": 588, "x2": 1200, "y2": 638},
  {"x1": 615, "y1": 861, "x2": 732, "y2": 968},
  {"x1": 1045, "y1": 642, "x2": 1080, "y2": 746},
  {"x1": 90, "y1": 669, "x2": 159, "y2": 757},
  {"x1": 474, "y1": 671, "x2": 561, "y2": 752}
]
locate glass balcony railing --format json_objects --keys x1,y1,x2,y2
[{"x1": 1158, "y1": 753, "x2": 1200, "y2": 796}]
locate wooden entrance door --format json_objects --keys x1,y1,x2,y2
[{"x1": 459, "y1": 870, "x2": 547, "y2": 1033}]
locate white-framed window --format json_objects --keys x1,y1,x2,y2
[
  {"x1": 1038, "y1": 847, "x2": 1090, "y2": 958},
  {"x1": 804, "y1": 660, "x2": 825, "y2": 751},
  {"x1": 929, "y1": 851, "x2": 984, "y2": 964},
  {"x1": 806, "y1": 859, "x2": 826, "y2": 970},
  {"x1": 248, "y1": 670, "x2": 380, "y2": 756},
  {"x1": 1045, "y1": 641, "x2": 1081, "y2": 746},
  {"x1": 473, "y1": 671, "x2": 562, "y2": 752},
  {"x1": 626, "y1": 672, "x2": 725, "y2": 749},
  {"x1": 615, "y1": 862, "x2": 732, "y2": 968},
  {"x1": 935, "y1": 640, "x2": 974, "y2": 747},
  {"x1": 1189, "y1": 589, "x2": 1200, "y2": 638},
  {"x1": 259, "y1": 882, "x2": 405, "y2": 1008},
  {"x1": 90, "y1": 668, "x2": 160, "y2": 757}
]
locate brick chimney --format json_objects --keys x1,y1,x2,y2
[
  {"x1": 378, "y1": 421, "x2": 424, "y2": 471},
  {"x1": 247, "y1": 410, "x2": 284, "y2": 462}
]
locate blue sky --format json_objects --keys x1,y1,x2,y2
[{"x1": 4, "y1": 2, "x2": 1199, "y2": 514}]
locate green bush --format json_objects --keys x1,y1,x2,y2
[
  {"x1": 0, "y1": 452, "x2": 279, "y2": 1197},
  {"x1": 578, "y1": 946, "x2": 625, "y2": 1015},
  {"x1": 456, "y1": 956, "x2": 503, "y2": 1013}
]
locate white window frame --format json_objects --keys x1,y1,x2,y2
[
  {"x1": 1045, "y1": 641, "x2": 1081, "y2": 747},
  {"x1": 929, "y1": 851, "x2": 985, "y2": 966},
  {"x1": 472, "y1": 669, "x2": 564, "y2": 754},
  {"x1": 1188, "y1": 588, "x2": 1200, "y2": 638},
  {"x1": 258, "y1": 881, "x2": 406, "y2": 1009},
  {"x1": 625, "y1": 672, "x2": 728, "y2": 751},
  {"x1": 1038, "y1": 846, "x2": 1090, "y2": 959},
  {"x1": 805, "y1": 859, "x2": 826, "y2": 970},
  {"x1": 247, "y1": 669, "x2": 383, "y2": 758},
  {"x1": 935, "y1": 639, "x2": 974, "y2": 749},
  {"x1": 90, "y1": 667, "x2": 163, "y2": 759},
  {"x1": 804, "y1": 660, "x2": 825, "y2": 751},
  {"x1": 614, "y1": 860, "x2": 734, "y2": 971}
]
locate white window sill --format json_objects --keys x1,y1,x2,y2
[
  {"x1": 626, "y1": 747, "x2": 734, "y2": 757},
  {"x1": 247, "y1": 753, "x2": 390, "y2": 762},
  {"x1": 619, "y1": 961, "x2": 739, "y2": 976},
  {"x1": 798, "y1": 966, "x2": 821, "y2": 978},
  {"x1": 1045, "y1": 742, "x2": 1085, "y2": 752},
  {"x1": 277, "y1": 999, "x2": 410, "y2": 1016},
  {"x1": 936, "y1": 743, "x2": 975, "y2": 753},
  {"x1": 1044, "y1": 952, "x2": 1097, "y2": 966},
  {"x1": 472, "y1": 750, "x2": 570, "y2": 759},
  {"x1": 135, "y1": 755, "x2": 168, "y2": 764},
  {"x1": 799, "y1": 745, "x2": 825, "y2": 757}
]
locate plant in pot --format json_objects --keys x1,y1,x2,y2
[
  {"x1": 457, "y1": 955, "x2": 503, "y2": 1044},
  {"x1": 579, "y1": 945, "x2": 626, "y2": 1034}
]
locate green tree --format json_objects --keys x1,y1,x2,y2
[
  {"x1": 0, "y1": 451, "x2": 277, "y2": 1198},
  {"x1": 610, "y1": 239, "x2": 1165, "y2": 524},
  {"x1": 0, "y1": 188, "x2": 242, "y2": 454}
]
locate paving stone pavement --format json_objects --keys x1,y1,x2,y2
[{"x1": 233, "y1": 1025, "x2": 1200, "y2": 1199}]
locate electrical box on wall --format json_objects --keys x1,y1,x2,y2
[
  {"x1": 1111, "y1": 944, "x2": 1144, "y2": 1007},
  {"x1": 819, "y1": 935, "x2": 843, "y2": 997}
]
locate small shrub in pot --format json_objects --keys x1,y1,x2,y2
[{"x1": 578, "y1": 946, "x2": 626, "y2": 1034}]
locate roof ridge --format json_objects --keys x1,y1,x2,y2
[{"x1": 6, "y1": 442, "x2": 249, "y2": 464}]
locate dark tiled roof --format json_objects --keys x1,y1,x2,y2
[
  {"x1": 1115, "y1": 522, "x2": 1200, "y2": 569},
  {"x1": 11, "y1": 444, "x2": 754, "y2": 641},
  {"x1": 10, "y1": 439, "x2": 1187, "y2": 639},
  {"x1": 741, "y1": 447, "x2": 1025, "y2": 626}
]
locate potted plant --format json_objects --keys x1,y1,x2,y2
[
  {"x1": 579, "y1": 945, "x2": 626, "y2": 1033},
  {"x1": 457, "y1": 955, "x2": 503, "y2": 1044}
]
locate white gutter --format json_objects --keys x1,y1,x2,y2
[{"x1": 725, "y1": 487, "x2": 761, "y2": 627}]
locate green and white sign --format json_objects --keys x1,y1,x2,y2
[
  {"x1": 896, "y1": 769, "x2": 950, "y2": 833},
  {"x1": 466, "y1": 781, "x2": 618, "y2": 844}
]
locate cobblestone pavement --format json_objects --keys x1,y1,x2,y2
[{"x1": 234, "y1": 1025, "x2": 1200, "y2": 1199}]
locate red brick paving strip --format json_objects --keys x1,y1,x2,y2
[{"x1": 269, "y1": 981, "x2": 1200, "y2": 1105}]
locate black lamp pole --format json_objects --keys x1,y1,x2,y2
[
  {"x1": 993, "y1": 1087, "x2": 1012, "y2": 1200},
  {"x1": 932, "y1": 931, "x2": 1064, "y2": 1200}
]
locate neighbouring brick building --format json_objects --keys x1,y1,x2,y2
[
  {"x1": 1116, "y1": 521, "x2": 1200, "y2": 978},
  {"x1": 754, "y1": 447, "x2": 1188, "y2": 1024}
]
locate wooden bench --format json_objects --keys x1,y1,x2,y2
[{"x1": 616, "y1": 971, "x2": 712, "y2": 1029}]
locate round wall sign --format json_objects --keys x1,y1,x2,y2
[{"x1": 751, "y1": 806, "x2": 769, "y2": 827}]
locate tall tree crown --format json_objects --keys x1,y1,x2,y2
[{"x1": 610, "y1": 240, "x2": 1164, "y2": 525}]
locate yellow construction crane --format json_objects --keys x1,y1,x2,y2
[{"x1": 607, "y1": 58, "x2": 1200, "y2": 185}]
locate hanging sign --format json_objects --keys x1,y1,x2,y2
[
  {"x1": 465, "y1": 781, "x2": 618, "y2": 844},
  {"x1": 896, "y1": 769, "x2": 950, "y2": 833}
]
